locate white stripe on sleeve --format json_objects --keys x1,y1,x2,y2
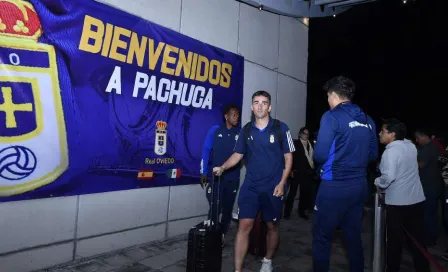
[{"x1": 286, "y1": 130, "x2": 295, "y2": 152}]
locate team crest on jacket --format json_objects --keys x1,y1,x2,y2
[
  {"x1": 270, "y1": 134, "x2": 275, "y2": 143},
  {"x1": 235, "y1": 135, "x2": 238, "y2": 141}
]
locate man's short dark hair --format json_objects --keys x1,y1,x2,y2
[
  {"x1": 252, "y1": 90, "x2": 271, "y2": 104},
  {"x1": 415, "y1": 128, "x2": 431, "y2": 138},
  {"x1": 223, "y1": 104, "x2": 239, "y2": 116},
  {"x1": 299, "y1": 127, "x2": 309, "y2": 135},
  {"x1": 383, "y1": 118, "x2": 406, "y2": 141},
  {"x1": 323, "y1": 76, "x2": 356, "y2": 100}
]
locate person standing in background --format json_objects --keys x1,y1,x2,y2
[
  {"x1": 313, "y1": 76, "x2": 378, "y2": 272},
  {"x1": 375, "y1": 118, "x2": 430, "y2": 272},
  {"x1": 284, "y1": 127, "x2": 315, "y2": 220},
  {"x1": 200, "y1": 105, "x2": 241, "y2": 247},
  {"x1": 431, "y1": 133, "x2": 446, "y2": 153},
  {"x1": 415, "y1": 129, "x2": 442, "y2": 246},
  {"x1": 440, "y1": 145, "x2": 448, "y2": 260}
]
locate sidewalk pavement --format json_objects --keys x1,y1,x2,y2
[{"x1": 38, "y1": 211, "x2": 448, "y2": 272}]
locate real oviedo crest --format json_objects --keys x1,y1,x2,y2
[
  {"x1": 0, "y1": 0, "x2": 68, "y2": 196},
  {"x1": 154, "y1": 121, "x2": 167, "y2": 156}
]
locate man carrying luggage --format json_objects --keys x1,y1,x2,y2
[
  {"x1": 313, "y1": 76, "x2": 378, "y2": 272},
  {"x1": 213, "y1": 90, "x2": 295, "y2": 272},
  {"x1": 200, "y1": 104, "x2": 241, "y2": 247}
]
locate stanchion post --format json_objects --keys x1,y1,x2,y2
[{"x1": 372, "y1": 192, "x2": 385, "y2": 272}]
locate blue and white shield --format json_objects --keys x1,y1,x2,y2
[{"x1": 0, "y1": 39, "x2": 68, "y2": 196}]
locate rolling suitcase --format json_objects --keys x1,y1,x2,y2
[
  {"x1": 248, "y1": 210, "x2": 267, "y2": 258},
  {"x1": 186, "y1": 175, "x2": 222, "y2": 272}
]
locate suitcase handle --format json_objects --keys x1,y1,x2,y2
[{"x1": 208, "y1": 174, "x2": 221, "y2": 230}]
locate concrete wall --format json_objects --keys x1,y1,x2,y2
[{"x1": 0, "y1": 1, "x2": 308, "y2": 271}]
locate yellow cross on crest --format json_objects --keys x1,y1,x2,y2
[{"x1": 0, "y1": 86, "x2": 33, "y2": 128}]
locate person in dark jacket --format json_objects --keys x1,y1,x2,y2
[
  {"x1": 284, "y1": 127, "x2": 315, "y2": 220},
  {"x1": 415, "y1": 128, "x2": 442, "y2": 246},
  {"x1": 313, "y1": 76, "x2": 378, "y2": 272},
  {"x1": 200, "y1": 105, "x2": 241, "y2": 247}
]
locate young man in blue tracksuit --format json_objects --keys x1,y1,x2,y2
[
  {"x1": 214, "y1": 91, "x2": 295, "y2": 272},
  {"x1": 313, "y1": 76, "x2": 378, "y2": 272},
  {"x1": 200, "y1": 105, "x2": 241, "y2": 246}
]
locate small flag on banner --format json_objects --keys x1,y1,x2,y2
[
  {"x1": 137, "y1": 170, "x2": 154, "y2": 180},
  {"x1": 167, "y1": 168, "x2": 181, "y2": 178}
]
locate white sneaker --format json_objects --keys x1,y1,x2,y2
[
  {"x1": 259, "y1": 258, "x2": 273, "y2": 272},
  {"x1": 232, "y1": 212, "x2": 238, "y2": 220}
]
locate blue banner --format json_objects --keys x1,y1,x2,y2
[{"x1": 0, "y1": 0, "x2": 244, "y2": 202}]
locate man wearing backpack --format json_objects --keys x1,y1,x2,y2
[
  {"x1": 200, "y1": 104, "x2": 241, "y2": 247},
  {"x1": 213, "y1": 90, "x2": 294, "y2": 272},
  {"x1": 313, "y1": 76, "x2": 378, "y2": 272}
]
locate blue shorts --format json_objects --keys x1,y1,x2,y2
[{"x1": 237, "y1": 182, "x2": 284, "y2": 223}]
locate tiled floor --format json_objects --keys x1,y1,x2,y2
[{"x1": 39, "y1": 210, "x2": 448, "y2": 272}]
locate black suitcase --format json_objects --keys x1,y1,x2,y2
[
  {"x1": 248, "y1": 211, "x2": 267, "y2": 258},
  {"x1": 186, "y1": 222, "x2": 222, "y2": 272},
  {"x1": 186, "y1": 176, "x2": 222, "y2": 272}
]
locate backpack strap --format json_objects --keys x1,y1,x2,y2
[
  {"x1": 242, "y1": 122, "x2": 252, "y2": 162},
  {"x1": 272, "y1": 119, "x2": 283, "y2": 152},
  {"x1": 243, "y1": 121, "x2": 251, "y2": 150},
  {"x1": 271, "y1": 119, "x2": 285, "y2": 166}
]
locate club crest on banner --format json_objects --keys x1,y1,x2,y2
[
  {"x1": 154, "y1": 121, "x2": 167, "y2": 156},
  {"x1": 0, "y1": 0, "x2": 68, "y2": 196}
]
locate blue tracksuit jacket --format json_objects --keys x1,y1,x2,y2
[
  {"x1": 200, "y1": 124, "x2": 241, "y2": 181},
  {"x1": 314, "y1": 102, "x2": 378, "y2": 181}
]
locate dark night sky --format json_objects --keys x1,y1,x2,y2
[{"x1": 306, "y1": 0, "x2": 448, "y2": 139}]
